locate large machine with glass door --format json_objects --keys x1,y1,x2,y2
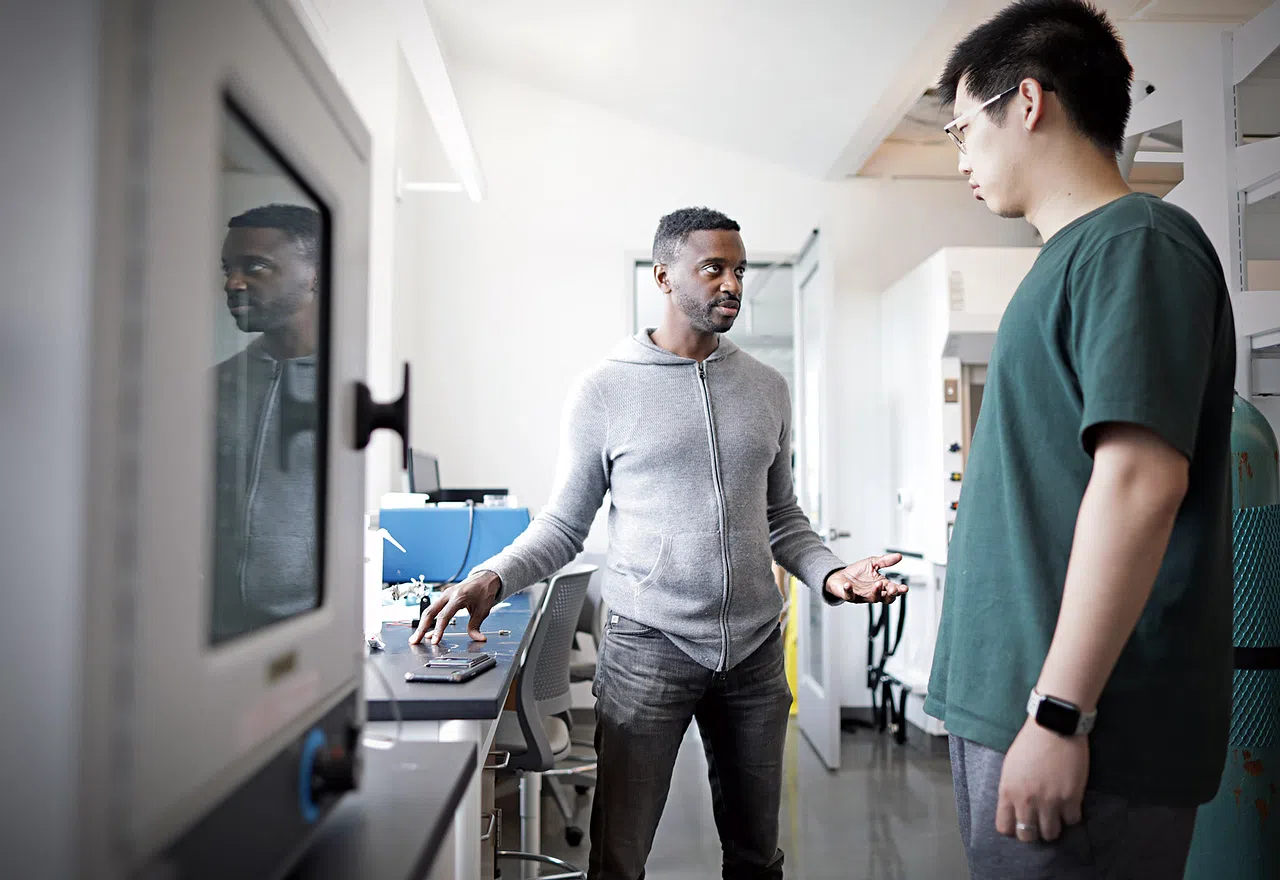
[{"x1": 76, "y1": 1, "x2": 405, "y2": 877}]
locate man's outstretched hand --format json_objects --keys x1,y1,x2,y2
[
  {"x1": 409, "y1": 571, "x2": 503, "y2": 645},
  {"x1": 823, "y1": 553, "x2": 905, "y2": 604}
]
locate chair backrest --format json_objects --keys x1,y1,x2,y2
[
  {"x1": 573, "y1": 552, "x2": 607, "y2": 634},
  {"x1": 513, "y1": 564, "x2": 595, "y2": 771}
]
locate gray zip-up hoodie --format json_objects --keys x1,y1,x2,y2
[
  {"x1": 211, "y1": 337, "x2": 318, "y2": 640},
  {"x1": 476, "y1": 331, "x2": 845, "y2": 671}
]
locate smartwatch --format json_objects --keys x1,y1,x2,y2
[{"x1": 1026, "y1": 689, "x2": 1096, "y2": 737}]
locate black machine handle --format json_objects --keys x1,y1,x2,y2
[{"x1": 353, "y1": 363, "x2": 411, "y2": 469}]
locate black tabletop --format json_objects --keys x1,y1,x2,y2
[
  {"x1": 288, "y1": 740, "x2": 475, "y2": 880},
  {"x1": 365, "y1": 587, "x2": 544, "y2": 722}
]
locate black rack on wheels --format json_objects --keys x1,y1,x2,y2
[{"x1": 866, "y1": 572, "x2": 910, "y2": 744}]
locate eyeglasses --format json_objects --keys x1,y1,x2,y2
[{"x1": 943, "y1": 85, "x2": 1020, "y2": 153}]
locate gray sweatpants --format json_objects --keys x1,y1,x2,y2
[{"x1": 949, "y1": 736, "x2": 1197, "y2": 879}]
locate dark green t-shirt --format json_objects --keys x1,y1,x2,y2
[{"x1": 923, "y1": 193, "x2": 1235, "y2": 806}]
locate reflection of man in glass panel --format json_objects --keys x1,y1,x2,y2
[{"x1": 212, "y1": 203, "x2": 321, "y2": 642}]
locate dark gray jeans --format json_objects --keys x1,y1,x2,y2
[
  {"x1": 950, "y1": 735, "x2": 1198, "y2": 879},
  {"x1": 588, "y1": 616, "x2": 792, "y2": 880}
]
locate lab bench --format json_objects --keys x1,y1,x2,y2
[
  {"x1": 289, "y1": 740, "x2": 475, "y2": 880},
  {"x1": 364, "y1": 585, "x2": 546, "y2": 879}
]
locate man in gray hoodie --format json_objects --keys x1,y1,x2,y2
[
  {"x1": 412, "y1": 207, "x2": 903, "y2": 879},
  {"x1": 211, "y1": 203, "x2": 322, "y2": 643}
]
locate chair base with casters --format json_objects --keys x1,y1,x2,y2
[
  {"x1": 494, "y1": 713, "x2": 589, "y2": 877},
  {"x1": 494, "y1": 850, "x2": 585, "y2": 880},
  {"x1": 556, "y1": 613, "x2": 603, "y2": 840},
  {"x1": 495, "y1": 768, "x2": 587, "y2": 880},
  {"x1": 542, "y1": 750, "x2": 596, "y2": 848}
]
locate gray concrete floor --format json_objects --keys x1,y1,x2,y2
[{"x1": 497, "y1": 719, "x2": 969, "y2": 879}]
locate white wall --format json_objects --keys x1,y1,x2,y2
[
  {"x1": 1252, "y1": 260, "x2": 1280, "y2": 290},
  {"x1": 392, "y1": 56, "x2": 447, "y2": 487},
  {"x1": 1119, "y1": 20, "x2": 1235, "y2": 91},
  {"x1": 1247, "y1": 194, "x2": 1280, "y2": 261},
  {"x1": 302, "y1": 0, "x2": 405, "y2": 509}
]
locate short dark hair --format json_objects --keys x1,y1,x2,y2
[
  {"x1": 652, "y1": 207, "x2": 741, "y2": 264},
  {"x1": 228, "y1": 203, "x2": 321, "y2": 264},
  {"x1": 938, "y1": 0, "x2": 1133, "y2": 155}
]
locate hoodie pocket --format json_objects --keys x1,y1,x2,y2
[
  {"x1": 633, "y1": 536, "x2": 670, "y2": 596},
  {"x1": 609, "y1": 531, "x2": 664, "y2": 590},
  {"x1": 635, "y1": 531, "x2": 722, "y2": 600}
]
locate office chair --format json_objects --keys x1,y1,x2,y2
[
  {"x1": 560, "y1": 571, "x2": 607, "y2": 827},
  {"x1": 495, "y1": 565, "x2": 597, "y2": 879},
  {"x1": 569, "y1": 560, "x2": 607, "y2": 683}
]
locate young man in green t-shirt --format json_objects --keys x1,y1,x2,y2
[{"x1": 925, "y1": 1, "x2": 1235, "y2": 877}]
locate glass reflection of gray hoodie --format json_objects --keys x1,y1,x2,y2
[{"x1": 211, "y1": 337, "x2": 317, "y2": 639}]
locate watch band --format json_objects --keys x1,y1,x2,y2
[{"x1": 1027, "y1": 689, "x2": 1097, "y2": 736}]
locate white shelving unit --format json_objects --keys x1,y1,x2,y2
[{"x1": 1125, "y1": 4, "x2": 1280, "y2": 414}]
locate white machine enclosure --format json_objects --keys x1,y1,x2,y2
[
  {"x1": 82, "y1": 0, "x2": 372, "y2": 874},
  {"x1": 880, "y1": 247, "x2": 1040, "y2": 736}
]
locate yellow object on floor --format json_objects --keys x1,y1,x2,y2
[{"x1": 783, "y1": 576, "x2": 800, "y2": 716}]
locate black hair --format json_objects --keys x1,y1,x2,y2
[
  {"x1": 652, "y1": 207, "x2": 741, "y2": 264},
  {"x1": 228, "y1": 203, "x2": 321, "y2": 264},
  {"x1": 938, "y1": 0, "x2": 1133, "y2": 155}
]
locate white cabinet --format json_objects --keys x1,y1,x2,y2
[{"x1": 879, "y1": 247, "x2": 1040, "y2": 735}]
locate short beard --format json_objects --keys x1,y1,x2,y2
[{"x1": 673, "y1": 288, "x2": 734, "y2": 334}]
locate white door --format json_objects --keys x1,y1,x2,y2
[{"x1": 793, "y1": 233, "x2": 843, "y2": 770}]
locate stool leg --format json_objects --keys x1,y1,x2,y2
[{"x1": 520, "y1": 772, "x2": 542, "y2": 879}]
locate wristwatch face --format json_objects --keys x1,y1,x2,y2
[{"x1": 1035, "y1": 697, "x2": 1081, "y2": 735}]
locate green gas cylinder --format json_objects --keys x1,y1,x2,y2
[
  {"x1": 1230, "y1": 394, "x2": 1280, "y2": 508},
  {"x1": 1184, "y1": 394, "x2": 1280, "y2": 880}
]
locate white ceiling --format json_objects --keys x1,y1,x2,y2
[
  {"x1": 424, "y1": 0, "x2": 1274, "y2": 180},
  {"x1": 1125, "y1": 0, "x2": 1273, "y2": 21},
  {"x1": 425, "y1": 0, "x2": 956, "y2": 176}
]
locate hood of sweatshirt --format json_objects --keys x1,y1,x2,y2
[{"x1": 606, "y1": 329, "x2": 741, "y2": 366}]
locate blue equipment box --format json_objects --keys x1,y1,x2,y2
[{"x1": 380, "y1": 506, "x2": 531, "y2": 584}]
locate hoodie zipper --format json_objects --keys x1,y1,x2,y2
[
  {"x1": 237, "y1": 361, "x2": 283, "y2": 602},
  {"x1": 696, "y1": 360, "x2": 733, "y2": 672}
]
